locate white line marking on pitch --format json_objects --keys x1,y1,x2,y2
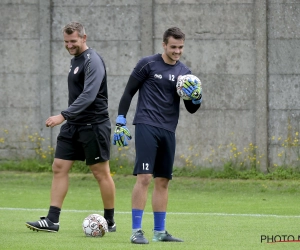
[{"x1": 0, "y1": 207, "x2": 299, "y2": 218}]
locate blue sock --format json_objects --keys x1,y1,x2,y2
[
  {"x1": 154, "y1": 212, "x2": 166, "y2": 232},
  {"x1": 132, "y1": 209, "x2": 143, "y2": 230}
]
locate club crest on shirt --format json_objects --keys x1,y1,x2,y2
[{"x1": 74, "y1": 66, "x2": 79, "y2": 74}]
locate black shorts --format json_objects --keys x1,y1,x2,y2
[
  {"x1": 133, "y1": 123, "x2": 175, "y2": 180},
  {"x1": 55, "y1": 120, "x2": 111, "y2": 165}
]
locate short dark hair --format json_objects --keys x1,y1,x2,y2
[
  {"x1": 62, "y1": 22, "x2": 86, "y2": 38},
  {"x1": 163, "y1": 27, "x2": 185, "y2": 44}
]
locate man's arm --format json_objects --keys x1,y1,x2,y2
[
  {"x1": 61, "y1": 56, "x2": 105, "y2": 120},
  {"x1": 118, "y1": 75, "x2": 141, "y2": 116},
  {"x1": 45, "y1": 114, "x2": 65, "y2": 127},
  {"x1": 112, "y1": 75, "x2": 141, "y2": 146}
]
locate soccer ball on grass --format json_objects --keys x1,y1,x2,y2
[
  {"x1": 176, "y1": 74, "x2": 202, "y2": 100},
  {"x1": 82, "y1": 214, "x2": 108, "y2": 237}
]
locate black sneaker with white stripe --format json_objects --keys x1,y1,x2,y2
[
  {"x1": 26, "y1": 217, "x2": 59, "y2": 232},
  {"x1": 107, "y1": 222, "x2": 116, "y2": 232}
]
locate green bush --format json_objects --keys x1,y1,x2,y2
[
  {"x1": 2, "y1": 158, "x2": 300, "y2": 180},
  {"x1": 2, "y1": 127, "x2": 300, "y2": 179}
]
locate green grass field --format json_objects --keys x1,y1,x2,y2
[{"x1": 1, "y1": 171, "x2": 300, "y2": 249}]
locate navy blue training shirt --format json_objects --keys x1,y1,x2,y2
[
  {"x1": 61, "y1": 48, "x2": 109, "y2": 125},
  {"x1": 131, "y1": 54, "x2": 191, "y2": 132}
]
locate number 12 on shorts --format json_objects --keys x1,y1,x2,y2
[{"x1": 143, "y1": 163, "x2": 149, "y2": 170}]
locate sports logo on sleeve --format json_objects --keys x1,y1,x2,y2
[{"x1": 154, "y1": 74, "x2": 162, "y2": 79}]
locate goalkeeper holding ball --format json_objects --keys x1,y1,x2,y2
[{"x1": 113, "y1": 27, "x2": 202, "y2": 244}]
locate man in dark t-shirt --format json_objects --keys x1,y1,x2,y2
[
  {"x1": 26, "y1": 22, "x2": 116, "y2": 233},
  {"x1": 113, "y1": 27, "x2": 202, "y2": 244}
]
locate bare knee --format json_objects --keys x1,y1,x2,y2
[
  {"x1": 136, "y1": 174, "x2": 152, "y2": 187},
  {"x1": 52, "y1": 160, "x2": 63, "y2": 174},
  {"x1": 90, "y1": 161, "x2": 111, "y2": 182},
  {"x1": 52, "y1": 159, "x2": 73, "y2": 175},
  {"x1": 154, "y1": 177, "x2": 169, "y2": 189}
]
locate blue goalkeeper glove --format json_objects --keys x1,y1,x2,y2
[
  {"x1": 182, "y1": 78, "x2": 202, "y2": 105},
  {"x1": 113, "y1": 115, "x2": 132, "y2": 146}
]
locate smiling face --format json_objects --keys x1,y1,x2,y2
[
  {"x1": 162, "y1": 36, "x2": 184, "y2": 65},
  {"x1": 63, "y1": 31, "x2": 87, "y2": 56}
]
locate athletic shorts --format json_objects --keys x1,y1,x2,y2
[
  {"x1": 133, "y1": 123, "x2": 175, "y2": 180},
  {"x1": 55, "y1": 120, "x2": 111, "y2": 165}
]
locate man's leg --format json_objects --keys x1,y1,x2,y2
[
  {"x1": 50, "y1": 158, "x2": 73, "y2": 208},
  {"x1": 130, "y1": 174, "x2": 152, "y2": 244},
  {"x1": 132, "y1": 174, "x2": 152, "y2": 210},
  {"x1": 152, "y1": 177, "x2": 169, "y2": 212},
  {"x1": 90, "y1": 161, "x2": 116, "y2": 231},
  {"x1": 25, "y1": 158, "x2": 73, "y2": 232},
  {"x1": 152, "y1": 177, "x2": 169, "y2": 232},
  {"x1": 152, "y1": 177, "x2": 183, "y2": 242}
]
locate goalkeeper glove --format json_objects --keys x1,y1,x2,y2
[
  {"x1": 113, "y1": 115, "x2": 132, "y2": 146},
  {"x1": 182, "y1": 78, "x2": 202, "y2": 105}
]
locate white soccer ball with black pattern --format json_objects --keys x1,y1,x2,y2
[
  {"x1": 176, "y1": 74, "x2": 202, "y2": 100},
  {"x1": 82, "y1": 214, "x2": 108, "y2": 237}
]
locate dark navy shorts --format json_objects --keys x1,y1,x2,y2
[
  {"x1": 133, "y1": 123, "x2": 175, "y2": 180},
  {"x1": 55, "y1": 120, "x2": 111, "y2": 165}
]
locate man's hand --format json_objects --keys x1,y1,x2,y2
[
  {"x1": 182, "y1": 78, "x2": 202, "y2": 105},
  {"x1": 45, "y1": 114, "x2": 65, "y2": 128},
  {"x1": 113, "y1": 115, "x2": 132, "y2": 146}
]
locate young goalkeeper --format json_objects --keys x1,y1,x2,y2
[{"x1": 112, "y1": 27, "x2": 202, "y2": 244}]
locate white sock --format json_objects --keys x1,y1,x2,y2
[
  {"x1": 132, "y1": 228, "x2": 142, "y2": 234},
  {"x1": 154, "y1": 230, "x2": 165, "y2": 234}
]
